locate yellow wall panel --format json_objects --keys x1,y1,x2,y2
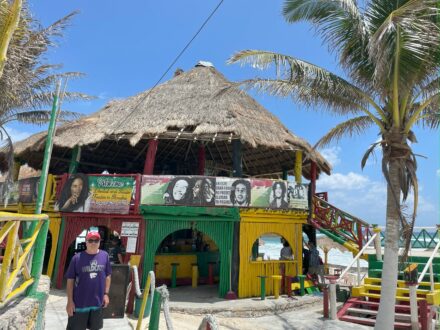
[
  {"x1": 238, "y1": 210, "x2": 306, "y2": 298},
  {"x1": 154, "y1": 254, "x2": 197, "y2": 279}
]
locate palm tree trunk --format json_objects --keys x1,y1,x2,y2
[{"x1": 375, "y1": 159, "x2": 401, "y2": 329}]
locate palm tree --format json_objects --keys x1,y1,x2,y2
[
  {"x1": 228, "y1": 0, "x2": 439, "y2": 328},
  {"x1": 0, "y1": 3, "x2": 90, "y2": 182}
]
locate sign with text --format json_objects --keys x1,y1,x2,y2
[
  {"x1": 18, "y1": 177, "x2": 40, "y2": 203},
  {"x1": 55, "y1": 174, "x2": 135, "y2": 214},
  {"x1": 121, "y1": 222, "x2": 139, "y2": 237}
]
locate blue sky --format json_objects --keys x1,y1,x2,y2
[{"x1": 13, "y1": 0, "x2": 438, "y2": 226}]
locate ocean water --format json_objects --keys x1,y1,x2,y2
[{"x1": 259, "y1": 235, "x2": 368, "y2": 267}]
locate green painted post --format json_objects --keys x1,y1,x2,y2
[
  {"x1": 51, "y1": 217, "x2": 66, "y2": 285},
  {"x1": 148, "y1": 289, "x2": 162, "y2": 330},
  {"x1": 298, "y1": 275, "x2": 306, "y2": 296},
  {"x1": 68, "y1": 146, "x2": 81, "y2": 174},
  {"x1": 257, "y1": 276, "x2": 267, "y2": 300},
  {"x1": 171, "y1": 263, "x2": 179, "y2": 288},
  {"x1": 28, "y1": 80, "x2": 62, "y2": 295}
]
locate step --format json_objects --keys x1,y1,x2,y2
[
  {"x1": 345, "y1": 297, "x2": 411, "y2": 311},
  {"x1": 361, "y1": 292, "x2": 424, "y2": 302},
  {"x1": 364, "y1": 277, "x2": 440, "y2": 290},
  {"x1": 346, "y1": 307, "x2": 411, "y2": 321},
  {"x1": 364, "y1": 284, "x2": 431, "y2": 295},
  {"x1": 339, "y1": 315, "x2": 412, "y2": 329},
  {"x1": 369, "y1": 269, "x2": 440, "y2": 281}
]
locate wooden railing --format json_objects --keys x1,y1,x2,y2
[
  {"x1": 312, "y1": 195, "x2": 372, "y2": 251},
  {"x1": 0, "y1": 212, "x2": 49, "y2": 306}
]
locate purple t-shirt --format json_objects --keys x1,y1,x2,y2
[{"x1": 65, "y1": 250, "x2": 112, "y2": 309}]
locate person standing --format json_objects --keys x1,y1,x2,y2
[
  {"x1": 65, "y1": 231, "x2": 112, "y2": 330},
  {"x1": 307, "y1": 242, "x2": 324, "y2": 283},
  {"x1": 109, "y1": 236, "x2": 125, "y2": 264}
]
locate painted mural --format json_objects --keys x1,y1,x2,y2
[{"x1": 141, "y1": 175, "x2": 308, "y2": 210}]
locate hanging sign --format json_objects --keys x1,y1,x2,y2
[{"x1": 121, "y1": 222, "x2": 139, "y2": 237}]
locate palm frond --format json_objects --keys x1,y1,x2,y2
[
  {"x1": 315, "y1": 115, "x2": 376, "y2": 149},
  {"x1": 282, "y1": 0, "x2": 375, "y2": 89},
  {"x1": 228, "y1": 50, "x2": 379, "y2": 112},
  {"x1": 367, "y1": 0, "x2": 440, "y2": 89},
  {"x1": 361, "y1": 141, "x2": 381, "y2": 170},
  {"x1": 12, "y1": 110, "x2": 82, "y2": 125}
]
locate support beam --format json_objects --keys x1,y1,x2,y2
[
  {"x1": 294, "y1": 150, "x2": 302, "y2": 184},
  {"x1": 232, "y1": 140, "x2": 242, "y2": 178},
  {"x1": 198, "y1": 144, "x2": 206, "y2": 175},
  {"x1": 68, "y1": 146, "x2": 81, "y2": 174},
  {"x1": 143, "y1": 139, "x2": 158, "y2": 175},
  {"x1": 310, "y1": 161, "x2": 317, "y2": 195}
]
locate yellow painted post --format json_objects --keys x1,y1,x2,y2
[
  {"x1": 136, "y1": 273, "x2": 151, "y2": 330},
  {"x1": 294, "y1": 150, "x2": 302, "y2": 184},
  {"x1": 192, "y1": 263, "x2": 198, "y2": 288},
  {"x1": 272, "y1": 275, "x2": 282, "y2": 299},
  {"x1": 0, "y1": 221, "x2": 19, "y2": 301}
]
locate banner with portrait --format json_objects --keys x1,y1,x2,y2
[
  {"x1": 18, "y1": 177, "x2": 40, "y2": 203},
  {"x1": 141, "y1": 175, "x2": 309, "y2": 210},
  {"x1": 0, "y1": 181, "x2": 19, "y2": 205},
  {"x1": 56, "y1": 174, "x2": 135, "y2": 214}
]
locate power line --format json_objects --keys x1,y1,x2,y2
[{"x1": 110, "y1": 0, "x2": 225, "y2": 134}]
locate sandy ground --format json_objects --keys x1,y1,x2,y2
[{"x1": 46, "y1": 286, "x2": 372, "y2": 330}]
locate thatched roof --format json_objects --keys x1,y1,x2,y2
[{"x1": 4, "y1": 62, "x2": 331, "y2": 178}]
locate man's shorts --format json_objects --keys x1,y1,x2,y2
[{"x1": 66, "y1": 308, "x2": 103, "y2": 330}]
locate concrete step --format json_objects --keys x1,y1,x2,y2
[
  {"x1": 360, "y1": 292, "x2": 424, "y2": 302},
  {"x1": 364, "y1": 284, "x2": 431, "y2": 296},
  {"x1": 346, "y1": 307, "x2": 411, "y2": 321},
  {"x1": 339, "y1": 315, "x2": 413, "y2": 329},
  {"x1": 345, "y1": 298, "x2": 411, "y2": 312},
  {"x1": 364, "y1": 277, "x2": 440, "y2": 290}
]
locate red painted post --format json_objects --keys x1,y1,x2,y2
[
  {"x1": 280, "y1": 264, "x2": 286, "y2": 294},
  {"x1": 419, "y1": 300, "x2": 428, "y2": 330},
  {"x1": 322, "y1": 285, "x2": 329, "y2": 318},
  {"x1": 143, "y1": 139, "x2": 158, "y2": 175},
  {"x1": 208, "y1": 262, "x2": 215, "y2": 285},
  {"x1": 286, "y1": 277, "x2": 292, "y2": 297},
  {"x1": 198, "y1": 144, "x2": 205, "y2": 175},
  {"x1": 310, "y1": 161, "x2": 317, "y2": 196}
]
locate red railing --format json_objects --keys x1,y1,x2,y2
[{"x1": 312, "y1": 195, "x2": 372, "y2": 250}]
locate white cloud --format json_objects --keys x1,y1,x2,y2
[
  {"x1": 437, "y1": 169, "x2": 440, "y2": 178},
  {"x1": 320, "y1": 146, "x2": 341, "y2": 167},
  {"x1": 3, "y1": 126, "x2": 32, "y2": 143},
  {"x1": 317, "y1": 172, "x2": 370, "y2": 191},
  {"x1": 315, "y1": 171, "x2": 437, "y2": 226}
]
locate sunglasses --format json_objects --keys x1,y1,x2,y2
[{"x1": 87, "y1": 239, "x2": 100, "y2": 244}]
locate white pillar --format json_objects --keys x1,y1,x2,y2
[
  {"x1": 373, "y1": 227, "x2": 382, "y2": 261},
  {"x1": 429, "y1": 263, "x2": 434, "y2": 293},
  {"x1": 329, "y1": 281, "x2": 337, "y2": 320},
  {"x1": 409, "y1": 284, "x2": 419, "y2": 330},
  {"x1": 356, "y1": 259, "x2": 361, "y2": 287}
]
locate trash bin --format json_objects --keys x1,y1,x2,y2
[{"x1": 134, "y1": 291, "x2": 152, "y2": 318}]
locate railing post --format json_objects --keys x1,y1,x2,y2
[
  {"x1": 373, "y1": 226, "x2": 382, "y2": 261},
  {"x1": 408, "y1": 283, "x2": 419, "y2": 330},
  {"x1": 429, "y1": 263, "x2": 434, "y2": 293},
  {"x1": 322, "y1": 284, "x2": 329, "y2": 318},
  {"x1": 325, "y1": 275, "x2": 339, "y2": 320},
  {"x1": 356, "y1": 259, "x2": 361, "y2": 287}
]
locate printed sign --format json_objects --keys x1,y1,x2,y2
[
  {"x1": 18, "y1": 177, "x2": 40, "y2": 203},
  {"x1": 0, "y1": 182, "x2": 19, "y2": 205},
  {"x1": 141, "y1": 175, "x2": 309, "y2": 210},
  {"x1": 55, "y1": 174, "x2": 135, "y2": 214},
  {"x1": 121, "y1": 222, "x2": 139, "y2": 237}
]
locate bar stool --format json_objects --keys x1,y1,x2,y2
[
  {"x1": 297, "y1": 274, "x2": 306, "y2": 296},
  {"x1": 170, "y1": 263, "x2": 179, "y2": 288},
  {"x1": 191, "y1": 263, "x2": 198, "y2": 288},
  {"x1": 154, "y1": 262, "x2": 159, "y2": 275},
  {"x1": 272, "y1": 275, "x2": 282, "y2": 299},
  {"x1": 257, "y1": 275, "x2": 268, "y2": 300},
  {"x1": 207, "y1": 262, "x2": 216, "y2": 285}
]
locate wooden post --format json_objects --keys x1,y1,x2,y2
[
  {"x1": 409, "y1": 284, "x2": 420, "y2": 330},
  {"x1": 310, "y1": 161, "x2": 317, "y2": 195},
  {"x1": 373, "y1": 226, "x2": 382, "y2": 261},
  {"x1": 232, "y1": 140, "x2": 242, "y2": 178},
  {"x1": 148, "y1": 289, "x2": 162, "y2": 330},
  {"x1": 143, "y1": 139, "x2": 158, "y2": 175},
  {"x1": 323, "y1": 285, "x2": 329, "y2": 318},
  {"x1": 191, "y1": 263, "x2": 198, "y2": 288},
  {"x1": 329, "y1": 280, "x2": 337, "y2": 320},
  {"x1": 68, "y1": 146, "x2": 81, "y2": 174},
  {"x1": 294, "y1": 150, "x2": 302, "y2": 184},
  {"x1": 198, "y1": 144, "x2": 205, "y2": 175}
]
